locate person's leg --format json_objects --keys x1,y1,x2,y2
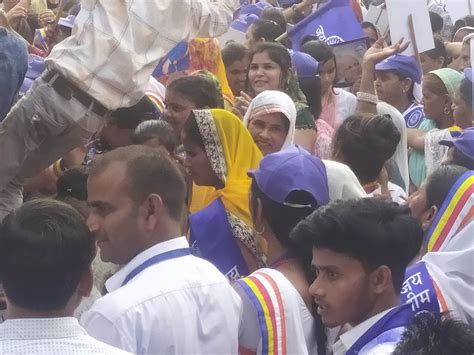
[{"x1": 0, "y1": 73, "x2": 103, "y2": 214}]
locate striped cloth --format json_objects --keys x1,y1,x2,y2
[{"x1": 426, "y1": 171, "x2": 474, "y2": 252}]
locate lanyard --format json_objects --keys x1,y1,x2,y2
[{"x1": 121, "y1": 248, "x2": 191, "y2": 286}]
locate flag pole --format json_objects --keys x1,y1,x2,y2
[
  {"x1": 469, "y1": 0, "x2": 472, "y2": 15},
  {"x1": 408, "y1": 14, "x2": 421, "y2": 67},
  {"x1": 276, "y1": 32, "x2": 288, "y2": 43}
]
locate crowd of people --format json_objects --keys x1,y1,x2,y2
[{"x1": 0, "y1": 0, "x2": 473, "y2": 354}]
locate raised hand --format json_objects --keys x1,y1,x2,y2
[
  {"x1": 5, "y1": 4, "x2": 27, "y2": 24},
  {"x1": 39, "y1": 9, "x2": 56, "y2": 27},
  {"x1": 363, "y1": 37, "x2": 410, "y2": 66}
]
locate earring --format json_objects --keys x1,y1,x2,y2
[
  {"x1": 444, "y1": 106, "x2": 451, "y2": 115},
  {"x1": 254, "y1": 226, "x2": 265, "y2": 235}
]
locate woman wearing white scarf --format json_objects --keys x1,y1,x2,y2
[{"x1": 244, "y1": 90, "x2": 296, "y2": 156}]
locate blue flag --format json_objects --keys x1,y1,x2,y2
[{"x1": 288, "y1": 0, "x2": 364, "y2": 50}]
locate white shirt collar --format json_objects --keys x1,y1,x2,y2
[
  {"x1": 105, "y1": 237, "x2": 189, "y2": 293},
  {"x1": 0, "y1": 318, "x2": 86, "y2": 340},
  {"x1": 333, "y1": 307, "x2": 395, "y2": 355}
]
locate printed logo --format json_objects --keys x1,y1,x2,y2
[{"x1": 315, "y1": 25, "x2": 344, "y2": 45}]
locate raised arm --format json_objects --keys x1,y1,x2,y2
[
  {"x1": 356, "y1": 38, "x2": 410, "y2": 114},
  {"x1": 190, "y1": 0, "x2": 240, "y2": 38}
]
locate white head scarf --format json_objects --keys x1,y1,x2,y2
[
  {"x1": 243, "y1": 90, "x2": 297, "y2": 152},
  {"x1": 376, "y1": 102, "x2": 409, "y2": 193},
  {"x1": 322, "y1": 160, "x2": 367, "y2": 201}
]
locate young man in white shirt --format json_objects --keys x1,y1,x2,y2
[
  {"x1": 82, "y1": 145, "x2": 242, "y2": 354},
  {"x1": 0, "y1": 199, "x2": 130, "y2": 355},
  {"x1": 0, "y1": 0, "x2": 239, "y2": 221},
  {"x1": 291, "y1": 198, "x2": 424, "y2": 355}
]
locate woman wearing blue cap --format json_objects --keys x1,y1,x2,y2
[
  {"x1": 235, "y1": 145, "x2": 331, "y2": 355},
  {"x1": 375, "y1": 54, "x2": 425, "y2": 129}
]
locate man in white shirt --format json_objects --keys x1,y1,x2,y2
[
  {"x1": 0, "y1": 0, "x2": 239, "y2": 220},
  {"x1": 291, "y1": 198, "x2": 424, "y2": 354},
  {"x1": 81, "y1": 145, "x2": 242, "y2": 354},
  {"x1": 0, "y1": 199, "x2": 130, "y2": 354}
]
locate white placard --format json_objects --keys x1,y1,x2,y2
[
  {"x1": 471, "y1": 37, "x2": 474, "y2": 70},
  {"x1": 445, "y1": 0, "x2": 474, "y2": 23},
  {"x1": 364, "y1": 4, "x2": 390, "y2": 38},
  {"x1": 385, "y1": 0, "x2": 435, "y2": 56}
]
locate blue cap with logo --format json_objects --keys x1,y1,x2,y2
[
  {"x1": 291, "y1": 51, "x2": 319, "y2": 78},
  {"x1": 440, "y1": 128, "x2": 474, "y2": 161},
  {"x1": 247, "y1": 145, "x2": 329, "y2": 208},
  {"x1": 375, "y1": 54, "x2": 422, "y2": 84}
]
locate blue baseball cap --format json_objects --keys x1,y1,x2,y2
[
  {"x1": 248, "y1": 145, "x2": 329, "y2": 207},
  {"x1": 291, "y1": 51, "x2": 319, "y2": 78},
  {"x1": 375, "y1": 54, "x2": 422, "y2": 84},
  {"x1": 439, "y1": 128, "x2": 474, "y2": 161},
  {"x1": 231, "y1": 13, "x2": 259, "y2": 33}
]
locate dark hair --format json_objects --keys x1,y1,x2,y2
[
  {"x1": 298, "y1": 76, "x2": 323, "y2": 118},
  {"x1": 89, "y1": 145, "x2": 186, "y2": 220},
  {"x1": 301, "y1": 39, "x2": 336, "y2": 65},
  {"x1": 426, "y1": 165, "x2": 469, "y2": 209},
  {"x1": 110, "y1": 96, "x2": 159, "y2": 129},
  {"x1": 300, "y1": 40, "x2": 338, "y2": 89},
  {"x1": 421, "y1": 35, "x2": 447, "y2": 67},
  {"x1": 452, "y1": 15, "x2": 474, "y2": 40},
  {"x1": 291, "y1": 198, "x2": 424, "y2": 293},
  {"x1": 458, "y1": 78, "x2": 473, "y2": 112},
  {"x1": 251, "y1": 180, "x2": 317, "y2": 280},
  {"x1": 393, "y1": 312, "x2": 474, "y2": 355},
  {"x1": 251, "y1": 19, "x2": 285, "y2": 43},
  {"x1": 133, "y1": 119, "x2": 178, "y2": 154},
  {"x1": 167, "y1": 76, "x2": 224, "y2": 109},
  {"x1": 429, "y1": 11, "x2": 444, "y2": 34},
  {"x1": 332, "y1": 114, "x2": 401, "y2": 183},
  {"x1": 221, "y1": 42, "x2": 249, "y2": 67},
  {"x1": 0, "y1": 199, "x2": 95, "y2": 311},
  {"x1": 248, "y1": 42, "x2": 292, "y2": 94},
  {"x1": 56, "y1": 167, "x2": 88, "y2": 201},
  {"x1": 250, "y1": 180, "x2": 327, "y2": 355},
  {"x1": 260, "y1": 7, "x2": 287, "y2": 34}
]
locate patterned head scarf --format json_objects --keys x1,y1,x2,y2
[{"x1": 191, "y1": 109, "x2": 262, "y2": 226}]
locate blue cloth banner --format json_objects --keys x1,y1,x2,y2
[{"x1": 288, "y1": 0, "x2": 364, "y2": 50}]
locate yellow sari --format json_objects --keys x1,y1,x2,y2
[
  {"x1": 188, "y1": 109, "x2": 263, "y2": 279},
  {"x1": 191, "y1": 109, "x2": 262, "y2": 226}
]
